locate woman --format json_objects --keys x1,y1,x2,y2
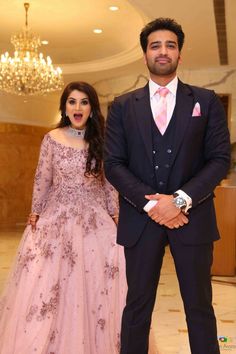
[{"x1": 0, "y1": 82, "x2": 126, "y2": 353}]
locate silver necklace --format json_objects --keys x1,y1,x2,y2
[{"x1": 67, "y1": 125, "x2": 86, "y2": 139}]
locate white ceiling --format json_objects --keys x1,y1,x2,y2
[{"x1": 0, "y1": 0, "x2": 235, "y2": 85}]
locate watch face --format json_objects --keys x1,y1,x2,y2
[{"x1": 174, "y1": 196, "x2": 186, "y2": 208}]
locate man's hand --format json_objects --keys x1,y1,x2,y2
[
  {"x1": 164, "y1": 212, "x2": 189, "y2": 229},
  {"x1": 145, "y1": 193, "x2": 181, "y2": 224}
]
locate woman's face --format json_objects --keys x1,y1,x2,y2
[{"x1": 65, "y1": 90, "x2": 92, "y2": 129}]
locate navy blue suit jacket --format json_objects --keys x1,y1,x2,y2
[{"x1": 104, "y1": 80, "x2": 231, "y2": 247}]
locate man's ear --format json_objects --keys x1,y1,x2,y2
[
  {"x1": 178, "y1": 55, "x2": 182, "y2": 64},
  {"x1": 143, "y1": 53, "x2": 147, "y2": 65}
]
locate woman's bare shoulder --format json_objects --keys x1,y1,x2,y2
[{"x1": 48, "y1": 127, "x2": 64, "y2": 139}]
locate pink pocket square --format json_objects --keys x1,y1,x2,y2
[{"x1": 192, "y1": 102, "x2": 201, "y2": 116}]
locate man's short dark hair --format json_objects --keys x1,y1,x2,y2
[{"x1": 140, "y1": 17, "x2": 185, "y2": 53}]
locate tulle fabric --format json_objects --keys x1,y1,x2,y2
[{"x1": 0, "y1": 134, "x2": 126, "y2": 354}]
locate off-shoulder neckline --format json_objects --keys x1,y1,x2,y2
[{"x1": 47, "y1": 133, "x2": 88, "y2": 152}]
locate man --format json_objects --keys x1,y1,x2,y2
[{"x1": 104, "y1": 18, "x2": 230, "y2": 354}]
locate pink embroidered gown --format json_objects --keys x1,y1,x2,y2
[{"x1": 0, "y1": 133, "x2": 126, "y2": 354}]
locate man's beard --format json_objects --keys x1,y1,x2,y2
[{"x1": 147, "y1": 57, "x2": 179, "y2": 76}]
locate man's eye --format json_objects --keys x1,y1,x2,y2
[
  {"x1": 150, "y1": 45, "x2": 159, "y2": 50},
  {"x1": 167, "y1": 44, "x2": 176, "y2": 48}
]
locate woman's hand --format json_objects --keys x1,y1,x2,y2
[{"x1": 27, "y1": 213, "x2": 39, "y2": 232}]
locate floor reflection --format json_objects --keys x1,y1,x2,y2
[{"x1": 0, "y1": 230, "x2": 236, "y2": 353}]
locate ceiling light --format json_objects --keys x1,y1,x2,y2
[
  {"x1": 109, "y1": 6, "x2": 119, "y2": 11},
  {"x1": 41, "y1": 40, "x2": 49, "y2": 45},
  {"x1": 93, "y1": 29, "x2": 103, "y2": 34},
  {"x1": 0, "y1": 3, "x2": 63, "y2": 96}
]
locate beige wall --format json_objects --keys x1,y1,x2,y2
[
  {"x1": 178, "y1": 68, "x2": 236, "y2": 142},
  {"x1": 94, "y1": 67, "x2": 236, "y2": 142},
  {"x1": 0, "y1": 67, "x2": 235, "y2": 140},
  {"x1": 0, "y1": 123, "x2": 49, "y2": 230},
  {"x1": 0, "y1": 67, "x2": 235, "y2": 229}
]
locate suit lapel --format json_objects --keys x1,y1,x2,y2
[
  {"x1": 170, "y1": 80, "x2": 194, "y2": 163},
  {"x1": 133, "y1": 81, "x2": 194, "y2": 166},
  {"x1": 134, "y1": 84, "x2": 153, "y2": 165}
]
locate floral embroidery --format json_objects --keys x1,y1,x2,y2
[
  {"x1": 87, "y1": 212, "x2": 98, "y2": 230},
  {"x1": 40, "y1": 242, "x2": 54, "y2": 258},
  {"x1": 97, "y1": 318, "x2": 106, "y2": 330},
  {"x1": 18, "y1": 248, "x2": 36, "y2": 272},
  {"x1": 50, "y1": 329, "x2": 58, "y2": 343},
  {"x1": 104, "y1": 262, "x2": 119, "y2": 279},
  {"x1": 116, "y1": 333, "x2": 121, "y2": 351},
  {"x1": 38, "y1": 282, "x2": 60, "y2": 320},
  {"x1": 31, "y1": 134, "x2": 118, "y2": 217},
  {"x1": 26, "y1": 305, "x2": 38, "y2": 322},
  {"x1": 100, "y1": 288, "x2": 108, "y2": 295},
  {"x1": 62, "y1": 241, "x2": 78, "y2": 274}
]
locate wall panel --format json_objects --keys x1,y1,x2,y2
[{"x1": 0, "y1": 123, "x2": 48, "y2": 230}]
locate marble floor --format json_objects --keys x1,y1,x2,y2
[{"x1": 0, "y1": 230, "x2": 236, "y2": 354}]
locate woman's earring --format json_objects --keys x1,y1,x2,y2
[{"x1": 89, "y1": 112, "x2": 93, "y2": 118}]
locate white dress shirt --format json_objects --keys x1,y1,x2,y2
[{"x1": 144, "y1": 76, "x2": 192, "y2": 213}]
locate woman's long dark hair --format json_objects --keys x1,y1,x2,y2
[{"x1": 58, "y1": 81, "x2": 105, "y2": 178}]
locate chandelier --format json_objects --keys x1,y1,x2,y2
[{"x1": 0, "y1": 3, "x2": 63, "y2": 96}]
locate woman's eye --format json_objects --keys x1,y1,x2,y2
[
  {"x1": 68, "y1": 100, "x2": 75, "y2": 105},
  {"x1": 81, "y1": 99, "x2": 89, "y2": 105}
]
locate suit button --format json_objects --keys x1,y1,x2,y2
[
  {"x1": 159, "y1": 181, "x2": 164, "y2": 186},
  {"x1": 153, "y1": 150, "x2": 156, "y2": 154},
  {"x1": 167, "y1": 149, "x2": 172, "y2": 153},
  {"x1": 155, "y1": 165, "x2": 159, "y2": 170}
]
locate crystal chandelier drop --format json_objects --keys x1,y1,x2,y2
[{"x1": 0, "y1": 3, "x2": 63, "y2": 96}]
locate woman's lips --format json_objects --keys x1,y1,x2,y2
[{"x1": 74, "y1": 113, "x2": 82, "y2": 121}]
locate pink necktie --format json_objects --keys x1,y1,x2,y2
[{"x1": 154, "y1": 87, "x2": 169, "y2": 135}]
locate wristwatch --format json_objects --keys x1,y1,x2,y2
[{"x1": 172, "y1": 193, "x2": 187, "y2": 210}]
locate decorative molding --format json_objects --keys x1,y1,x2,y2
[
  {"x1": 60, "y1": 45, "x2": 143, "y2": 74},
  {"x1": 94, "y1": 69, "x2": 236, "y2": 100},
  {"x1": 202, "y1": 69, "x2": 236, "y2": 88},
  {"x1": 94, "y1": 74, "x2": 148, "y2": 100}
]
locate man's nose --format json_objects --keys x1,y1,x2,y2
[{"x1": 160, "y1": 45, "x2": 168, "y2": 55}]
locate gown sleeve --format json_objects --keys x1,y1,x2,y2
[
  {"x1": 31, "y1": 134, "x2": 53, "y2": 215},
  {"x1": 103, "y1": 177, "x2": 119, "y2": 217}
]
